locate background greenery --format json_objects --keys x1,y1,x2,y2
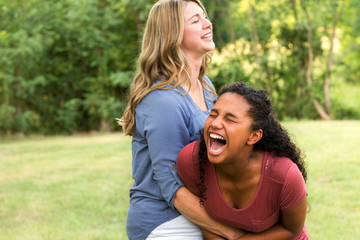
[
  {"x1": 1, "y1": 0, "x2": 359, "y2": 136},
  {"x1": 1, "y1": 121, "x2": 360, "y2": 239},
  {"x1": 1, "y1": 1, "x2": 359, "y2": 239}
]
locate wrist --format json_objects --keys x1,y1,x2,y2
[{"x1": 222, "y1": 227, "x2": 245, "y2": 240}]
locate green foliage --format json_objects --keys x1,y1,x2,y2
[
  {"x1": 15, "y1": 110, "x2": 41, "y2": 134},
  {"x1": 207, "y1": 0, "x2": 360, "y2": 120},
  {"x1": 0, "y1": 104, "x2": 40, "y2": 135},
  {"x1": 0, "y1": 104, "x2": 16, "y2": 134},
  {"x1": 0, "y1": 0, "x2": 151, "y2": 135},
  {"x1": 0, "y1": 0, "x2": 359, "y2": 135},
  {"x1": 331, "y1": 81, "x2": 360, "y2": 119}
]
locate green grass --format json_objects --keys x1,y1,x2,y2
[
  {"x1": 283, "y1": 121, "x2": 360, "y2": 239},
  {"x1": 0, "y1": 133, "x2": 133, "y2": 240},
  {"x1": 1, "y1": 121, "x2": 360, "y2": 239}
]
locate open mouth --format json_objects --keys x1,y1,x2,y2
[
  {"x1": 201, "y1": 33, "x2": 212, "y2": 40},
  {"x1": 208, "y1": 133, "x2": 226, "y2": 155}
]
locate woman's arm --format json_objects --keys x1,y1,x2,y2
[
  {"x1": 175, "y1": 144, "x2": 244, "y2": 239},
  {"x1": 202, "y1": 228, "x2": 227, "y2": 240},
  {"x1": 174, "y1": 187, "x2": 244, "y2": 240},
  {"x1": 235, "y1": 197, "x2": 307, "y2": 240}
]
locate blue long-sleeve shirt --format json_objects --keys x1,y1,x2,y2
[{"x1": 126, "y1": 77, "x2": 216, "y2": 240}]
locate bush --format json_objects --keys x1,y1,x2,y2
[{"x1": 0, "y1": 104, "x2": 16, "y2": 135}]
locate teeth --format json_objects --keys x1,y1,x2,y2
[
  {"x1": 202, "y1": 34, "x2": 211, "y2": 38},
  {"x1": 210, "y1": 133, "x2": 225, "y2": 140}
]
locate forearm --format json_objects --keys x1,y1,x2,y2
[
  {"x1": 174, "y1": 186, "x2": 243, "y2": 240},
  {"x1": 235, "y1": 224, "x2": 299, "y2": 240},
  {"x1": 237, "y1": 196, "x2": 307, "y2": 239},
  {"x1": 202, "y1": 228, "x2": 227, "y2": 240}
]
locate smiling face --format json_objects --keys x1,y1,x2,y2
[
  {"x1": 181, "y1": 1, "x2": 215, "y2": 58},
  {"x1": 204, "y1": 92, "x2": 262, "y2": 165}
]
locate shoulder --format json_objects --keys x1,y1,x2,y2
[
  {"x1": 142, "y1": 87, "x2": 184, "y2": 106},
  {"x1": 264, "y1": 152, "x2": 298, "y2": 184},
  {"x1": 177, "y1": 141, "x2": 200, "y2": 175},
  {"x1": 203, "y1": 75, "x2": 212, "y2": 84},
  {"x1": 137, "y1": 87, "x2": 190, "y2": 118},
  {"x1": 203, "y1": 76, "x2": 216, "y2": 93},
  {"x1": 178, "y1": 141, "x2": 200, "y2": 163},
  {"x1": 177, "y1": 141, "x2": 201, "y2": 190}
]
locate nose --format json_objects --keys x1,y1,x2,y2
[
  {"x1": 202, "y1": 17, "x2": 212, "y2": 30},
  {"x1": 209, "y1": 116, "x2": 223, "y2": 129}
]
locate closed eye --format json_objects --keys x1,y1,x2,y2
[
  {"x1": 192, "y1": 16, "x2": 200, "y2": 23},
  {"x1": 209, "y1": 109, "x2": 218, "y2": 117},
  {"x1": 225, "y1": 113, "x2": 238, "y2": 123},
  {"x1": 226, "y1": 118, "x2": 237, "y2": 123}
]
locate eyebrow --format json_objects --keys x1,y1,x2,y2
[
  {"x1": 225, "y1": 113, "x2": 238, "y2": 119},
  {"x1": 187, "y1": 11, "x2": 205, "y2": 21}
]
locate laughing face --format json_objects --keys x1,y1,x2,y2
[
  {"x1": 181, "y1": 1, "x2": 215, "y2": 58},
  {"x1": 204, "y1": 92, "x2": 260, "y2": 165}
]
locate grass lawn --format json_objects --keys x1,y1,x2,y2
[
  {"x1": 0, "y1": 121, "x2": 359, "y2": 239},
  {"x1": 0, "y1": 133, "x2": 133, "y2": 240}
]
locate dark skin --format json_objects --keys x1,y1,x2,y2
[{"x1": 196, "y1": 93, "x2": 307, "y2": 239}]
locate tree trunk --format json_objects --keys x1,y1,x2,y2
[
  {"x1": 300, "y1": 0, "x2": 331, "y2": 120},
  {"x1": 248, "y1": 0, "x2": 263, "y2": 83},
  {"x1": 324, "y1": 0, "x2": 345, "y2": 112},
  {"x1": 224, "y1": 0, "x2": 235, "y2": 42},
  {"x1": 100, "y1": 118, "x2": 111, "y2": 132},
  {"x1": 97, "y1": 46, "x2": 103, "y2": 81}
]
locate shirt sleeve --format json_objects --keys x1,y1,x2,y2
[
  {"x1": 280, "y1": 164, "x2": 307, "y2": 210},
  {"x1": 177, "y1": 141, "x2": 201, "y2": 193},
  {"x1": 137, "y1": 90, "x2": 190, "y2": 208}
]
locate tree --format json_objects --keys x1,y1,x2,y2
[
  {"x1": 299, "y1": 0, "x2": 346, "y2": 120},
  {"x1": 1, "y1": 0, "x2": 359, "y2": 136}
]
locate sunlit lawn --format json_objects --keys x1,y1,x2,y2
[
  {"x1": 283, "y1": 121, "x2": 360, "y2": 240},
  {"x1": 0, "y1": 121, "x2": 359, "y2": 240},
  {"x1": 0, "y1": 133, "x2": 132, "y2": 240}
]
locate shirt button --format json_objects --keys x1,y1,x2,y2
[{"x1": 171, "y1": 165, "x2": 175, "y2": 170}]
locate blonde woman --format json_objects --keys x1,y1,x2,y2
[{"x1": 120, "y1": 0, "x2": 242, "y2": 239}]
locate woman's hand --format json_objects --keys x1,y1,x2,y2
[
  {"x1": 174, "y1": 187, "x2": 245, "y2": 240},
  {"x1": 202, "y1": 228, "x2": 245, "y2": 240},
  {"x1": 233, "y1": 198, "x2": 307, "y2": 240}
]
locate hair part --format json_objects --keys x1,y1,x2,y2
[{"x1": 119, "y1": 0, "x2": 215, "y2": 135}]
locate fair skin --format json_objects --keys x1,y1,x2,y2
[
  {"x1": 174, "y1": 2, "x2": 244, "y2": 239},
  {"x1": 180, "y1": 1, "x2": 214, "y2": 111},
  {"x1": 198, "y1": 93, "x2": 307, "y2": 239}
]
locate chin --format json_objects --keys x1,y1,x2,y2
[
  {"x1": 201, "y1": 42, "x2": 215, "y2": 52},
  {"x1": 207, "y1": 153, "x2": 224, "y2": 165},
  {"x1": 206, "y1": 44, "x2": 215, "y2": 52}
]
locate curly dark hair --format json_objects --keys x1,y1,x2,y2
[{"x1": 198, "y1": 82, "x2": 307, "y2": 206}]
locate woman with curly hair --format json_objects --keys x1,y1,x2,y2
[{"x1": 177, "y1": 82, "x2": 309, "y2": 239}]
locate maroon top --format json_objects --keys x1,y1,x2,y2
[{"x1": 177, "y1": 141, "x2": 308, "y2": 239}]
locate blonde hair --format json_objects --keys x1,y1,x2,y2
[{"x1": 120, "y1": 0, "x2": 215, "y2": 136}]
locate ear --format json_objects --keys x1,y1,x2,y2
[{"x1": 247, "y1": 129, "x2": 263, "y2": 145}]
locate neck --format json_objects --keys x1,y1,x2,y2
[
  {"x1": 216, "y1": 149, "x2": 263, "y2": 181},
  {"x1": 180, "y1": 64, "x2": 201, "y2": 91},
  {"x1": 185, "y1": 53, "x2": 203, "y2": 83}
]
